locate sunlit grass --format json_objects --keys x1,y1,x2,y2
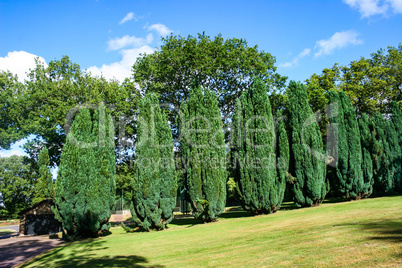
[{"x1": 23, "y1": 196, "x2": 402, "y2": 267}]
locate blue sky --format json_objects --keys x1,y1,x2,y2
[{"x1": 1, "y1": 0, "x2": 402, "y2": 157}]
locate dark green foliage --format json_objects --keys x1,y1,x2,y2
[
  {"x1": 287, "y1": 81, "x2": 327, "y2": 207},
  {"x1": 180, "y1": 84, "x2": 226, "y2": 222},
  {"x1": 232, "y1": 78, "x2": 281, "y2": 214},
  {"x1": 391, "y1": 102, "x2": 402, "y2": 192},
  {"x1": 0, "y1": 156, "x2": 34, "y2": 219},
  {"x1": 372, "y1": 113, "x2": 395, "y2": 195},
  {"x1": 130, "y1": 93, "x2": 176, "y2": 231},
  {"x1": 275, "y1": 109, "x2": 289, "y2": 209},
  {"x1": 358, "y1": 114, "x2": 375, "y2": 197},
  {"x1": 54, "y1": 103, "x2": 116, "y2": 238},
  {"x1": 327, "y1": 91, "x2": 365, "y2": 199},
  {"x1": 32, "y1": 147, "x2": 55, "y2": 204},
  {"x1": 385, "y1": 120, "x2": 401, "y2": 193}
]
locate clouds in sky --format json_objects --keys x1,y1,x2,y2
[
  {"x1": 87, "y1": 45, "x2": 154, "y2": 82},
  {"x1": 107, "y1": 34, "x2": 154, "y2": 51},
  {"x1": 280, "y1": 30, "x2": 363, "y2": 68},
  {"x1": 343, "y1": 0, "x2": 402, "y2": 18},
  {"x1": 89, "y1": 23, "x2": 172, "y2": 81},
  {"x1": 0, "y1": 139, "x2": 28, "y2": 158},
  {"x1": 146, "y1": 23, "x2": 173, "y2": 37},
  {"x1": 0, "y1": 51, "x2": 47, "y2": 82},
  {"x1": 314, "y1": 30, "x2": 363, "y2": 57},
  {"x1": 119, "y1": 12, "x2": 137, "y2": 24},
  {"x1": 280, "y1": 48, "x2": 311, "y2": 68}
]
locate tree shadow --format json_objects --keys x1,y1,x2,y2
[
  {"x1": 169, "y1": 218, "x2": 204, "y2": 228},
  {"x1": 279, "y1": 202, "x2": 299, "y2": 211},
  {"x1": 358, "y1": 219, "x2": 402, "y2": 244},
  {"x1": 219, "y1": 210, "x2": 253, "y2": 219},
  {"x1": 322, "y1": 197, "x2": 346, "y2": 204},
  {"x1": 22, "y1": 238, "x2": 162, "y2": 267}
]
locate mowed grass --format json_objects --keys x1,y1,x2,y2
[{"x1": 23, "y1": 196, "x2": 401, "y2": 267}]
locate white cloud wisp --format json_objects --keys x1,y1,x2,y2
[
  {"x1": 343, "y1": 0, "x2": 402, "y2": 18},
  {"x1": 314, "y1": 30, "x2": 363, "y2": 57},
  {"x1": 280, "y1": 48, "x2": 311, "y2": 68},
  {"x1": 119, "y1": 12, "x2": 137, "y2": 24}
]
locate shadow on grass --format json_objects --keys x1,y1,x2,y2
[
  {"x1": 22, "y1": 238, "x2": 162, "y2": 268},
  {"x1": 170, "y1": 218, "x2": 204, "y2": 228},
  {"x1": 359, "y1": 219, "x2": 402, "y2": 244}
]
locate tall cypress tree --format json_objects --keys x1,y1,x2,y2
[
  {"x1": 54, "y1": 103, "x2": 116, "y2": 238},
  {"x1": 275, "y1": 109, "x2": 289, "y2": 209},
  {"x1": 327, "y1": 90, "x2": 364, "y2": 199},
  {"x1": 232, "y1": 78, "x2": 281, "y2": 214},
  {"x1": 130, "y1": 93, "x2": 176, "y2": 231},
  {"x1": 372, "y1": 113, "x2": 395, "y2": 195},
  {"x1": 33, "y1": 147, "x2": 55, "y2": 204},
  {"x1": 391, "y1": 102, "x2": 402, "y2": 192},
  {"x1": 180, "y1": 84, "x2": 226, "y2": 222},
  {"x1": 287, "y1": 81, "x2": 327, "y2": 207},
  {"x1": 358, "y1": 114, "x2": 375, "y2": 197}
]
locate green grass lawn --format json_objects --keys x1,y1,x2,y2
[{"x1": 23, "y1": 196, "x2": 402, "y2": 267}]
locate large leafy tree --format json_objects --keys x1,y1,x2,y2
[
  {"x1": 53, "y1": 103, "x2": 116, "y2": 238},
  {"x1": 130, "y1": 93, "x2": 176, "y2": 231},
  {"x1": 0, "y1": 155, "x2": 35, "y2": 219},
  {"x1": 327, "y1": 90, "x2": 365, "y2": 199},
  {"x1": 2, "y1": 56, "x2": 140, "y2": 167},
  {"x1": 287, "y1": 81, "x2": 328, "y2": 207},
  {"x1": 0, "y1": 71, "x2": 26, "y2": 150},
  {"x1": 231, "y1": 78, "x2": 281, "y2": 214},
  {"x1": 180, "y1": 84, "x2": 226, "y2": 222},
  {"x1": 133, "y1": 33, "x2": 287, "y2": 135}
]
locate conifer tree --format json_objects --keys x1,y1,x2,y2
[
  {"x1": 32, "y1": 147, "x2": 54, "y2": 204},
  {"x1": 385, "y1": 120, "x2": 401, "y2": 193},
  {"x1": 287, "y1": 81, "x2": 327, "y2": 207},
  {"x1": 130, "y1": 93, "x2": 176, "y2": 230},
  {"x1": 372, "y1": 113, "x2": 395, "y2": 195},
  {"x1": 232, "y1": 78, "x2": 281, "y2": 214},
  {"x1": 54, "y1": 103, "x2": 116, "y2": 238},
  {"x1": 391, "y1": 102, "x2": 402, "y2": 192},
  {"x1": 358, "y1": 114, "x2": 375, "y2": 197},
  {"x1": 180, "y1": 84, "x2": 226, "y2": 222},
  {"x1": 327, "y1": 90, "x2": 364, "y2": 199},
  {"x1": 275, "y1": 109, "x2": 289, "y2": 208}
]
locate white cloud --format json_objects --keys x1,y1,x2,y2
[
  {"x1": 107, "y1": 34, "x2": 154, "y2": 51},
  {"x1": 314, "y1": 30, "x2": 363, "y2": 57},
  {"x1": 119, "y1": 12, "x2": 137, "y2": 25},
  {"x1": 343, "y1": 0, "x2": 402, "y2": 18},
  {"x1": 0, "y1": 138, "x2": 29, "y2": 158},
  {"x1": 147, "y1": 23, "x2": 173, "y2": 37},
  {"x1": 87, "y1": 45, "x2": 155, "y2": 82},
  {"x1": 388, "y1": 0, "x2": 402, "y2": 13},
  {"x1": 280, "y1": 48, "x2": 311, "y2": 68},
  {"x1": 0, "y1": 51, "x2": 47, "y2": 82}
]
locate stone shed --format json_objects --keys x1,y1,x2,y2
[{"x1": 19, "y1": 199, "x2": 62, "y2": 236}]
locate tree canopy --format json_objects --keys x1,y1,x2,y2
[{"x1": 132, "y1": 33, "x2": 287, "y2": 131}]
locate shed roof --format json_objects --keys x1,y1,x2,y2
[{"x1": 18, "y1": 199, "x2": 55, "y2": 216}]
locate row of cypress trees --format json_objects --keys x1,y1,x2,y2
[{"x1": 52, "y1": 78, "x2": 402, "y2": 237}]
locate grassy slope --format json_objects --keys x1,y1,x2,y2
[{"x1": 23, "y1": 196, "x2": 402, "y2": 267}]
